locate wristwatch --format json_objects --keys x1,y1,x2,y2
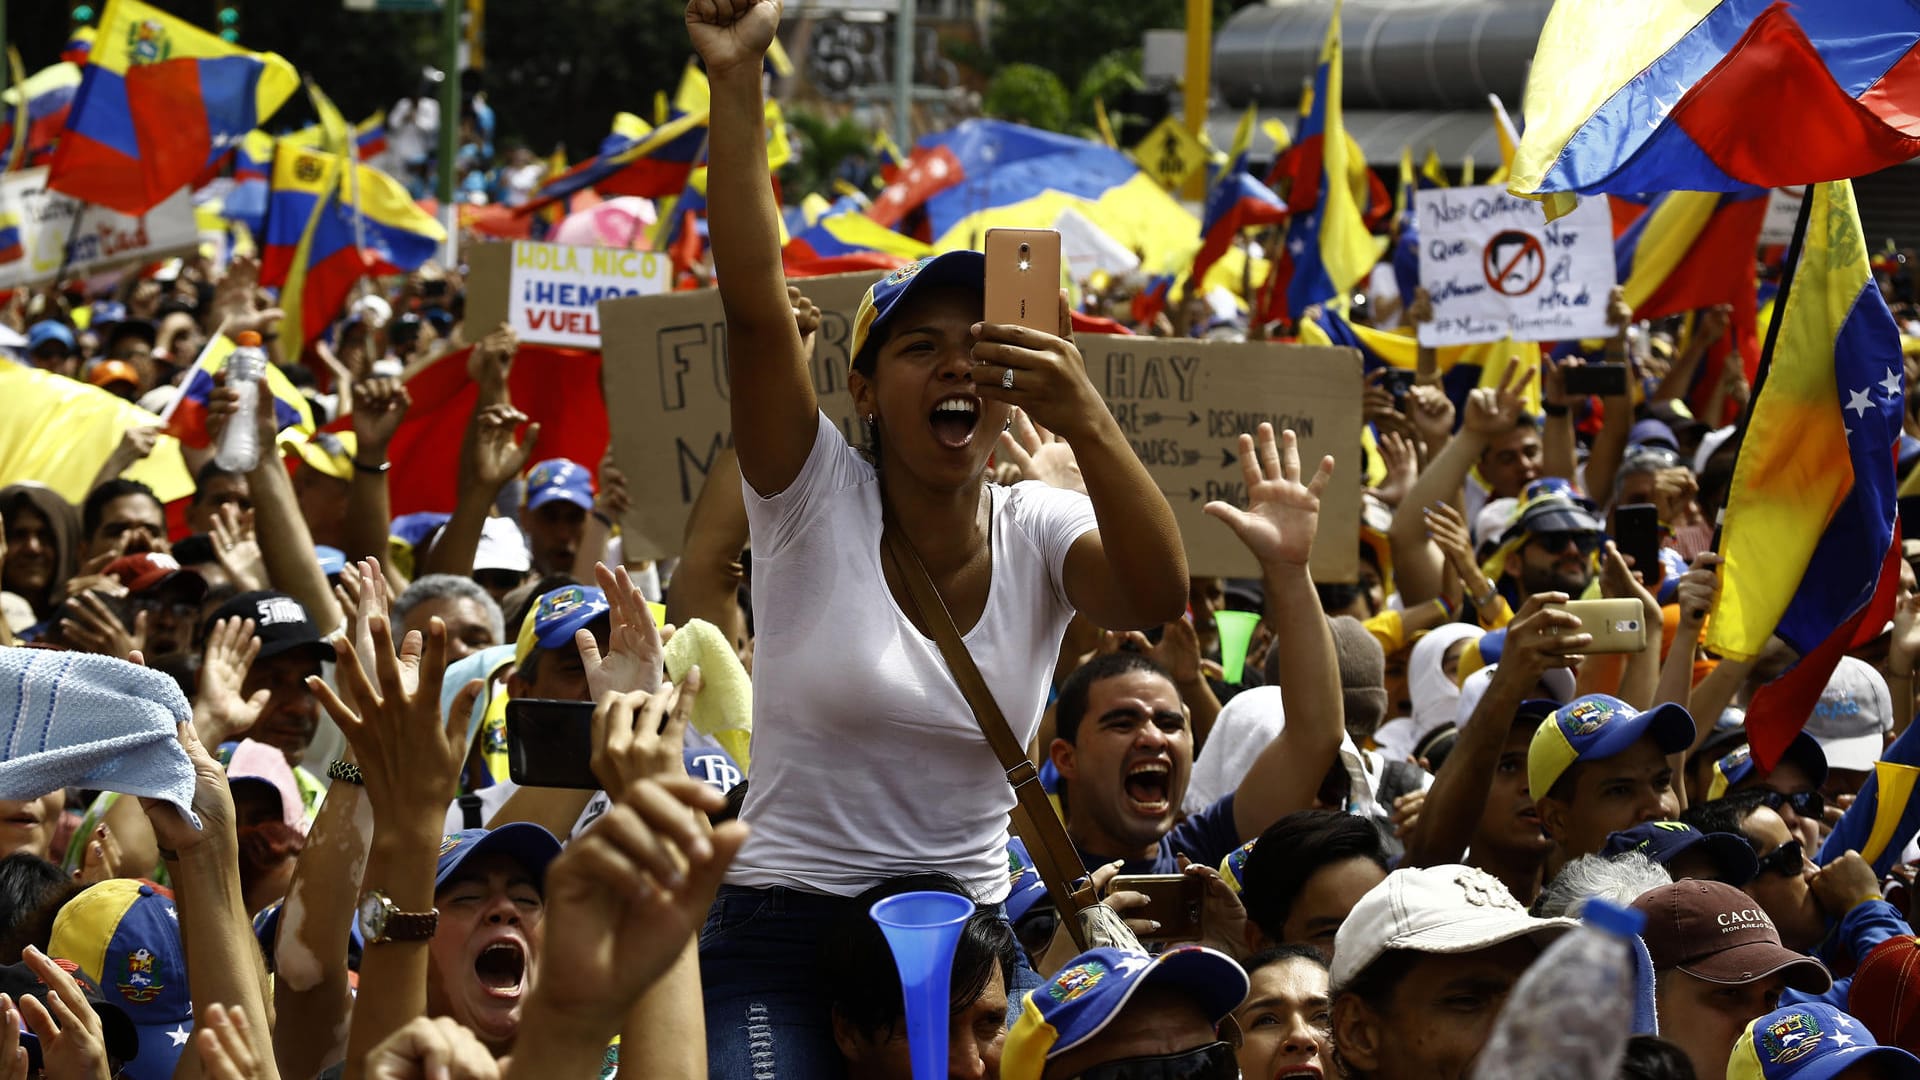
[{"x1": 357, "y1": 890, "x2": 438, "y2": 944}]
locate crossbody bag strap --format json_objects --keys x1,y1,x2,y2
[{"x1": 878, "y1": 506, "x2": 1098, "y2": 948}]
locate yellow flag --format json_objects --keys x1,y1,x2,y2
[
  {"x1": 1421, "y1": 147, "x2": 1448, "y2": 188},
  {"x1": 764, "y1": 99, "x2": 792, "y2": 171},
  {"x1": 1315, "y1": 0, "x2": 1378, "y2": 304},
  {"x1": 1488, "y1": 93, "x2": 1520, "y2": 186},
  {"x1": 1263, "y1": 118, "x2": 1292, "y2": 154},
  {"x1": 674, "y1": 60, "x2": 710, "y2": 115}
]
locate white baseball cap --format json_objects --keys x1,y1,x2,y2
[
  {"x1": 1331, "y1": 864, "x2": 1576, "y2": 991},
  {"x1": 473, "y1": 515, "x2": 532, "y2": 574},
  {"x1": 1805, "y1": 656, "x2": 1893, "y2": 771},
  {"x1": 1473, "y1": 497, "x2": 1519, "y2": 553}
]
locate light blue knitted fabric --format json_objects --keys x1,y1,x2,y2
[{"x1": 0, "y1": 648, "x2": 199, "y2": 827}]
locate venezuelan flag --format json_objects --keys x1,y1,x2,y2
[
  {"x1": 1616, "y1": 189, "x2": 1768, "y2": 424},
  {"x1": 1706, "y1": 180, "x2": 1904, "y2": 770},
  {"x1": 0, "y1": 362, "x2": 191, "y2": 505},
  {"x1": 0, "y1": 210, "x2": 22, "y2": 265},
  {"x1": 1818, "y1": 720, "x2": 1920, "y2": 876},
  {"x1": 1131, "y1": 273, "x2": 1176, "y2": 326},
  {"x1": 529, "y1": 108, "x2": 708, "y2": 209},
  {"x1": 62, "y1": 28, "x2": 95, "y2": 68},
  {"x1": 46, "y1": 0, "x2": 297, "y2": 217},
  {"x1": 872, "y1": 129, "x2": 907, "y2": 184},
  {"x1": 159, "y1": 333, "x2": 315, "y2": 451},
  {"x1": 907, "y1": 120, "x2": 1199, "y2": 276},
  {"x1": 784, "y1": 208, "x2": 933, "y2": 277},
  {"x1": 1190, "y1": 107, "x2": 1289, "y2": 291},
  {"x1": 263, "y1": 142, "x2": 444, "y2": 346},
  {"x1": 1271, "y1": 0, "x2": 1377, "y2": 320},
  {"x1": 219, "y1": 129, "x2": 275, "y2": 234},
  {"x1": 1510, "y1": 0, "x2": 1920, "y2": 217},
  {"x1": 0, "y1": 62, "x2": 82, "y2": 172}
]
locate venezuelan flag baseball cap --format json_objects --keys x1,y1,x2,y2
[
  {"x1": 524, "y1": 459, "x2": 595, "y2": 513},
  {"x1": 1001, "y1": 946, "x2": 1247, "y2": 1080},
  {"x1": 48, "y1": 879, "x2": 192, "y2": 1080},
  {"x1": 279, "y1": 430, "x2": 357, "y2": 482},
  {"x1": 1708, "y1": 734, "x2": 1830, "y2": 800},
  {"x1": 513, "y1": 584, "x2": 610, "y2": 667},
  {"x1": 435, "y1": 825, "x2": 563, "y2": 892},
  {"x1": 848, "y1": 252, "x2": 985, "y2": 372},
  {"x1": 1729, "y1": 1003, "x2": 1920, "y2": 1080},
  {"x1": 1003, "y1": 837, "x2": 1050, "y2": 923},
  {"x1": 1528, "y1": 693, "x2": 1695, "y2": 803}
]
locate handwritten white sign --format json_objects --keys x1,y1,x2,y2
[
  {"x1": 1415, "y1": 185, "x2": 1616, "y2": 347},
  {"x1": 503, "y1": 240, "x2": 671, "y2": 348},
  {"x1": 0, "y1": 167, "x2": 198, "y2": 288}
]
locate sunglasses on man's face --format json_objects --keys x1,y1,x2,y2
[
  {"x1": 1758, "y1": 789, "x2": 1826, "y2": 821},
  {"x1": 1065, "y1": 1042, "x2": 1240, "y2": 1080},
  {"x1": 1530, "y1": 531, "x2": 1601, "y2": 556},
  {"x1": 1754, "y1": 838, "x2": 1806, "y2": 879}
]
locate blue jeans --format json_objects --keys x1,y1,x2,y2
[{"x1": 699, "y1": 885, "x2": 1045, "y2": 1080}]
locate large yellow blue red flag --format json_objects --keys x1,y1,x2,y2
[
  {"x1": 262, "y1": 142, "x2": 444, "y2": 346},
  {"x1": 1706, "y1": 180, "x2": 1904, "y2": 770},
  {"x1": 1270, "y1": 0, "x2": 1376, "y2": 319},
  {"x1": 1190, "y1": 105, "x2": 1288, "y2": 290},
  {"x1": 1510, "y1": 0, "x2": 1920, "y2": 218},
  {"x1": 47, "y1": 0, "x2": 297, "y2": 216}
]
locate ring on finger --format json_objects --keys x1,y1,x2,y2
[{"x1": 1001, "y1": 367, "x2": 1015, "y2": 391}]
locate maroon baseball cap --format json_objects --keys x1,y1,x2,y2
[
  {"x1": 1632, "y1": 880, "x2": 1831, "y2": 992},
  {"x1": 105, "y1": 552, "x2": 206, "y2": 599},
  {"x1": 1850, "y1": 935, "x2": 1920, "y2": 1053}
]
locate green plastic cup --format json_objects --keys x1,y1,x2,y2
[{"x1": 1214, "y1": 609, "x2": 1262, "y2": 684}]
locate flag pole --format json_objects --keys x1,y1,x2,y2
[{"x1": 1710, "y1": 187, "x2": 1814, "y2": 554}]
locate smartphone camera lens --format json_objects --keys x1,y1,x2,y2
[{"x1": 1017, "y1": 243, "x2": 1031, "y2": 272}]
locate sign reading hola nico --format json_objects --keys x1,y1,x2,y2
[
  {"x1": 1415, "y1": 185, "x2": 1617, "y2": 348},
  {"x1": 496, "y1": 240, "x2": 671, "y2": 348}
]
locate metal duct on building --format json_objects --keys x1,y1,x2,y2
[{"x1": 1215, "y1": 0, "x2": 1554, "y2": 112}]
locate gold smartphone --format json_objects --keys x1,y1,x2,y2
[
  {"x1": 982, "y1": 228, "x2": 1062, "y2": 333},
  {"x1": 1548, "y1": 597, "x2": 1649, "y2": 654},
  {"x1": 1108, "y1": 873, "x2": 1205, "y2": 943}
]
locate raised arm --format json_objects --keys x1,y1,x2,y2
[
  {"x1": 1201, "y1": 425, "x2": 1344, "y2": 841},
  {"x1": 690, "y1": 0, "x2": 816, "y2": 496},
  {"x1": 1403, "y1": 594, "x2": 1585, "y2": 867},
  {"x1": 1540, "y1": 355, "x2": 1580, "y2": 485},
  {"x1": 269, "y1": 563, "x2": 389, "y2": 1080},
  {"x1": 344, "y1": 376, "x2": 411, "y2": 585},
  {"x1": 1390, "y1": 369, "x2": 1529, "y2": 604},
  {"x1": 424, "y1": 328, "x2": 539, "y2": 580},
  {"x1": 1580, "y1": 289, "x2": 1639, "y2": 505},
  {"x1": 144, "y1": 723, "x2": 281, "y2": 1080},
  {"x1": 309, "y1": 618, "x2": 477, "y2": 1080},
  {"x1": 666, "y1": 448, "x2": 750, "y2": 652}
]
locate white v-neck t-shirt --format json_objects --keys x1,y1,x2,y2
[{"x1": 729, "y1": 413, "x2": 1098, "y2": 902}]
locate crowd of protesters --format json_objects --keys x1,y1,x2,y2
[{"x1": 4, "y1": 2, "x2": 1920, "y2": 1080}]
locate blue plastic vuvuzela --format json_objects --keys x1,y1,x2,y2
[{"x1": 871, "y1": 890, "x2": 976, "y2": 1080}]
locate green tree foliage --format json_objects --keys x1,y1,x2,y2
[
  {"x1": 983, "y1": 64, "x2": 1070, "y2": 133},
  {"x1": 781, "y1": 108, "x2": 873, "y2": 200},
  {"x1": 989, "y1": 0, "x2": 1261, "y2": 90}
]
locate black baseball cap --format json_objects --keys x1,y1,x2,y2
[
  {"x1": 0, "y1": 958, "x2": 139, "y2": 1066},
  {"x1": 1602, "y1": 821, "x2": 1760, "y2": 886},
  {"x1": 203, "y1": 591, "x2": 331, "y2": 663}
]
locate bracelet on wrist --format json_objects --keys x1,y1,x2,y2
[
  {"x1": 1433, "y1": 595, "x2": 1454, "y2": 619},
  {"x1": 1470, "y1": 585, "x2": 1500, "y2": 610},
  {"x1": 1542, "y1": 402, "x2": 1570, "y2": 417},
  {"x1": 327, "y1": 760, "x2": 365, "y2": 786},
  {"x1": 591, "y1": 510, "x2": 614, "y2": 528},
  {"x1": 352, "y1": 458, "x2": 391, "y2": 475}
]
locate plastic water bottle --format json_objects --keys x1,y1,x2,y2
[
  {"x1": 1473, "y1": 897, "x2": 1644, "y2": 1080},
  {"x1": 215, "y1": 331, "x2": 267, "y2": 472}
]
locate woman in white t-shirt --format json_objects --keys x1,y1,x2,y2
[{"x1": 688, "y1": 2, "x2": 1189, "y2": 1075}]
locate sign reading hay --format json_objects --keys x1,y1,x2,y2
[
  {"x1": 599, "y1": 275, "x2": 1362, "y2": 582},
  {"x1": 1415, "y1": 184, "x2": 1616, "y2": 348}
]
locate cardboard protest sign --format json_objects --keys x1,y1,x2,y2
[
  {"x1": 465, "y1": 239, "x2": 670, "y2": 347},
  {"x1": 0, "y1": 167, "x2": 198, "y2": 288},
  {"x1": 599, "y1": 275, "x2": 1363, "y2": 582},
  {"x1": 1415, "y1": 185, "x2": 1615, "y2": 347}
]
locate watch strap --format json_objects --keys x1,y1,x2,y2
[{"x1": 376, "y1": 908, "x2": 439, "y2": 943}]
